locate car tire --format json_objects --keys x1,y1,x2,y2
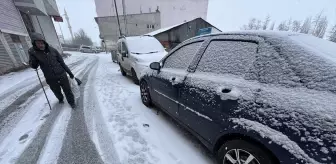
[
  {"x1": 120, "y1": 65, "x2": 126, "y2": 76},
  {"x1": 140, "y1": 80, "x2": 152, "y2": 107},
  {"x1": 217, "y1": 140, "x2": 276, "y2": 164},
  {"x1": 131, "y1": 68, "x2": 139, "y2": 85}
]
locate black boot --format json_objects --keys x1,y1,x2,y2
[
  {"x1": 70, "y1": 103, "x2": 76, "y2": 109},
  {"x1": 59, "y1": 99, "x2": 64, "y2": 104}
]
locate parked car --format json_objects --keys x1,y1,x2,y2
[
  {"x1": 92, "y1": 47, "x2": 101, "y2": 53},
  {"x1": 140, "y1": 31, "x2": 336, "y2": 164},
  {"x1": 79, "y1": 45, "x2": 94, "y2": 53},
  {"x1": 117, "y1": 35, "x2": 167, "y2": 84}
]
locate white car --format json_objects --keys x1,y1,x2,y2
[
  {"x1": 79, "y1": 45, "x2": 94, "y2": 53},
  {"x1": 117, "y1": 36, "x2": 167, "y2": 84}
]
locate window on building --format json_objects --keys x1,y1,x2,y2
[{"x1": 10, "y1": 34, "x2": 21, "y2": 43}]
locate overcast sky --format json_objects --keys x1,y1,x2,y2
[{"x1": 55, "y1": 0, "x2": 336, "y2": 44}]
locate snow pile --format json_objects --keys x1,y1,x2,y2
[{"x1": 231, "y1": 118, "x2": 319, "y2": 164}]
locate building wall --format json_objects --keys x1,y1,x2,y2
[
  {"x1": 0, "y1": 0, "x2": 30, "y2": 73},
  {"x1": 94, "y1": 0, "x2": 208, "y2": 28},
  {"x1": 30, "y1": 15, "x2": 62, "y2": 53},
  {"x1": 0, "y1": 34, "x2": 15, "y2": 73},
  {"x1": 96, "y1": 12, "x2": 161, "y2": 49},
  {"x1": 0, "y1": 0, "x2": 28, "y2": 35}
]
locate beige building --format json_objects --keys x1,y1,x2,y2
[{"x1": 94, "y1": 0, "x2": 209, "y2": 28}]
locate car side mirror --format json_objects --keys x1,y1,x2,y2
[
  {"x1": 150, "y1": 62, "x2": 161, "y2": 70},
  {"x1": 121, "y1": 51, "x2": 127, "y2": 57}
]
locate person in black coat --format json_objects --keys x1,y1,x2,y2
[{"x1": 28, "y1": 33, "x2": 76, "y2": 108}]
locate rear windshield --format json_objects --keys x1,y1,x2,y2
[{"x1": 265, "y1": 35, "x2": 336, "y2": 93}]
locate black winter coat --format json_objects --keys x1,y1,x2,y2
[{"x1": 28, "y1": 33, "x2": 74, "y2": 80}]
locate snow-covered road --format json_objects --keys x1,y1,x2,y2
[{"x1": 0, "y1": 52, "x2": 215, "y2": 164}]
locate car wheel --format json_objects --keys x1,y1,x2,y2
[
  {"x1": 119, "y1": 64, "x2": 126, "y2": 76},
  {"x1": 140, "y1": 80, "x2": 152, "y2": 107},
  {"x1": 131, "y1": 69, "x2": 139, "y2": 85},
  {"x1": 217, "y1": 140, "x2": 275, "y2": 164}
]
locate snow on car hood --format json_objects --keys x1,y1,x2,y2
[{"x1": 132, "y1": 51, "x2": 167, "y2": 66}]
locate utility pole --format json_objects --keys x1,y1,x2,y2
[
  {"x1": 122, "y1": 0, "x2": 128, "y2": 35},
  {"x1": 64, "y1": 8, "x2": 74, "y2": 41},
  {"x1": 112, "y1": 0, "x2": 122, "y2": 37}
]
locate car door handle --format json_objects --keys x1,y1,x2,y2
[
  {"x1": 221, "y1": 88, "x2": 231, "y2": 93},
  {"x1": 171, "y1": 77, "x2": 176, "y2": 81}
]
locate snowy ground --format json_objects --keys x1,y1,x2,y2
[{"x1": 0, "y1": 52, "x2": 215, "y2": 164}]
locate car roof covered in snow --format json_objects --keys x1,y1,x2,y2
[
  {"x1": 190, "y1": 31, "x2": 336, "y2": 92},
  {"x1": 121, "y1": 35, "x2": 165, "y2": 54}
]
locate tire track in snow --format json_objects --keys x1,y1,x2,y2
[
  {"x1": 13, "y1": 58, "x2": 97, "y2": 164},
  {"x1": 83, "y1": 64, "x2": 121, "y2": 164},
  {"x1": 57, "y1": 57, "x2": 104, "y2": 164},
  {"x1": 0, "y1": 57, "x2": 90, "y2": 144}
]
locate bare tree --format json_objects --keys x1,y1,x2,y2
[
  {"x1": 300, "y1": 16, "x2": 312, "y2": 34},
  {"x1": 292, "y1": 20, "x2": 301, "y2": 32},
  {"x1": 72, "y1": 29, "x2": 93, "y2": 46},
  {"x1": 277, "y1": 21, "x2": 288, "y2": 31},
  {"x1": 255, "y1": 20, "x2": 262, "y2": 30},
  {"x1": 244, "y1": 18, "x2": 257, "y2": 30},
  {"x1": 262, "y1": 15, "x2": 271, "y2": 30},
  {"x1": 311, "y1": 12, "x2": 328, "y2": 38},
  {"x1": 269, "y1": 21, "x2": 275, "y2": 30},
  {"x1": 329, "y1": 24, "x2": 336, "y2": 42},
  {"x1": 286, "y1": 18, "x2": 292, "y2": 31},
  {"x1": 312, "y1": 11, "x2": 323, "y2": 34}
]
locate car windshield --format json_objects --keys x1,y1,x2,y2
[{"x1": 126, "y1": 37, "x2": 164, "y2": 54}]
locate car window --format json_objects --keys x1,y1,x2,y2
[
  {"x1": 163, "y1": 42, "x2": 203, "y2": 69},
  {"x1": 196, "y1": 41, "x2": 258, "y2": 76}
]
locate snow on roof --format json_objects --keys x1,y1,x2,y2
[
  {"x1": 146, "y1": 22, "x2": 185, "y2": 36},
  {"x1": 146, "y1": 17, "x2": 221, "y2": 36}
]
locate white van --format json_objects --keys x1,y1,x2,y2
[{"x1": 117, "y1": 36, "x2": 167, "y2": 84}]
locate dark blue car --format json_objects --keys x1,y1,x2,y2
[{"x1": 139, "y1": 31, "x2": 336, "y2": 164}]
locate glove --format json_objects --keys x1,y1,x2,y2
[{"x1": 69, "y1": 73, "x2": 74, "y2": 79}]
